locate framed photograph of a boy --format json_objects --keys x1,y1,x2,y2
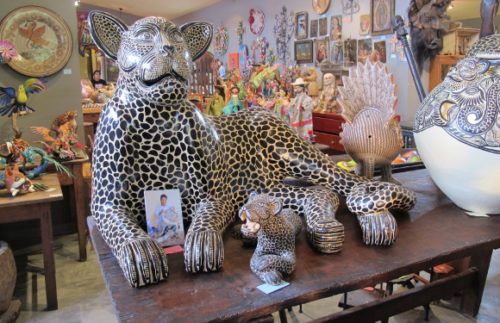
[
  {"x1": 294, "y1": 40, "x2": 314, "y2": 64},
  {"x1": 145, "y1": 189, "x2": 185, "y2": 247}
]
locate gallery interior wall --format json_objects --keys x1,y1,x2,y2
[
  {"x1": 173, "y1": 0, "x2": 428, "y2": 128},
  {"x1": 0, "y1": 0, "x2": 84, "y2": 143}
]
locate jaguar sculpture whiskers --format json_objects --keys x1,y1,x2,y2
[
  {"x1": 88, "y1": 11, "x2": 416, "y2": 288},
  {"x1": 239, "y1": 193, "x2": 302, "y2": 285}
]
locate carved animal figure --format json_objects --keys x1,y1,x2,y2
[
  {"x1": 338, "y1": 61, "x2": 403, "y2": 183},
  {"x1": 88, "y1": 11, "x2": 416, "y2": 288},
  {"x1": 239, "y1": 193, "x2": 301, "y2": 285},
  {"x1": 408, "y1": 0, "x2": 452, "y2": 72}
]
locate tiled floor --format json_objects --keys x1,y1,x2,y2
[{"x1": 10, "y1": 234, "x2": 500, "y2": 322}]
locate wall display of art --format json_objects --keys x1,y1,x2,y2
[
  {"x1": 373, "y1": 40, "x2": 387, "y2": 63},
  {"x1": 343, "y1": 38, "x2": 357, "y2": 67},
  {"x1": 331, "y1": 41, "x2": 344, "y2": 65},
  {"x1": 360, "y1": 14, "x2": 371, "y2": 35},
  {"x1": 330, "y1": 15, "x2": 343, "y2": 41},
  {"x1": 310, "y1": 20, "x2": 319, "y2": 38},
  {"x1": 214, "y1": 24, "x2": 229, "y2": 57},
  {"x1": 371, "y1": 0, "x2": 395, "y2": 35},
  {"x1": 273, "y1": 6, "x2": 295, "y2": 65},
  {"x1": 319, "y1": 17, "x2": 328, "y2": 37},
  {"x1": 357, "y1": 38, "x2": 373, "y2": 64},
  {"x1": 248, "y1": 8, "x2": 265, "y2": 35},
  {"x1": 0, "y1": 6, "x2": 73, "y2": 77},
  {"x1": 294, "y1": 40, "x2": 313, "y2": 64},
  {"x1": 315, "y1": 38, "x2": 329, "y2": 66},
  {"x1": 312, "y1": 0, "x2": 332, "y2": 14},
  {"x1": 295, "y1": 11, "x2": 309, "y2": 40}
]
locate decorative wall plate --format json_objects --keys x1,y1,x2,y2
[
  {"x1": 248, "y1": 9, "x2": 265, "y2": 35},
  {"x1": 312, "y1": 0, "x2": 332, "y2": 14},
  {"x1": 0, "y1": 6, "x2": 73, "y2": 77}
]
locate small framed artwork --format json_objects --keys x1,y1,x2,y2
[
  {"x1": 295, "y1": 11, "x2": 309, "y2": 40},
  {"x1": 294, "y1": 40, "x2": 314, "y2": 64},
  {"x1": 310, "y1": 19, "x2": 318, "y2": 38},
  {"x1": 357, "y1": 38, "x2": 373, "y2": 64},
  {"x1": 371, "y1": 0, "x2": 395, "y2": 36},
  {"x1": 330, "y1": 15, "x2": 342, "y2": 41},
  {"x1": 228, "y1": 52, "x2": 239, "y2": 70},
  {"x1": 145, "y1": 189, "x2": 185, "y2": 247},
  {"x1": 360, "y1": 14, "x2": 371, "y2": 36},
  {"x1": 343, "y1": 38, "x2": 358, "y2": 67},
  {"x1": 319, "y1": 17, "x2": 328, "y2": 36},
  {"x1": 373, "y1": 40, "x2": 387, "y2": 63},
  {"x1": 315, "y1": 38, "x2": 329, "y2": 66},
  {"x1": 331, "y1": 41, "x2": 344, "y2": 65}
]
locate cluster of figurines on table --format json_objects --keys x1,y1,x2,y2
[{"x1": 204, "y1": 63, "x2": 340, "y2": 142}]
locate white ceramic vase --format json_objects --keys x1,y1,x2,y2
[{"x1": 414, "y1": 34, "x2": 500, "y2": 216}]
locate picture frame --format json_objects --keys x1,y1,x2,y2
[
  {"x1": 312, "y1": 0, "x2": 331, "y2": 14},
  {"x1": 330, "y1": 41, "x2": 344, "y2": 65},
  {"x1": 294, "y1": 39, "x2": 314, "y2": 64},
  {"x1": 330, "y1": 15, "x2": 343, "y2": 41},
  {"x1": 0, "y1": 5, "x2": 73, "y2": 77},
  {"x1": 310, "y1": 19, "x2": 318, "y2": 38},
  {"x1": 373, "y1": 40, "x2": 387, "y2": 63},
  {"x1": 319, "y1": 17, "x2": 328, "y2": 37},
  {"x1": 357, "y1": 38, "x2": 373, "y2": 64},
  {"x1": 314, "y1": 38, "x2": 329, "y2": 66},
  {"x1": 228, "y1": 52, "x2": 239, "y2": 70},
  {"x1": 295, "y1": 11, "x2": 309, "y2": 40},
  {"x1": 360, "y1": 14, "x2": 371, "y2": 36},
  {"x1": 371, "y1": 0, "x2": 395, "y2": 36},
  {"x1": 343, "y1": 38, "x2": 358, "y2": 67},
  {"x1": 145, "y1": 189, "x2": 185, "y2": 247}
]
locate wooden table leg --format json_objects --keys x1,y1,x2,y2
[
  {"x1": 40, "y1": 205, "x2": 58, "y2": 310},
  {"x1": 461, "y1": 249, "x2": 493, "y2": 316},
  {"x1": 73, "y1": 163, "x2": 88, "y2": 261}
]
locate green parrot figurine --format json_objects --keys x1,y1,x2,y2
[{"x1": 0, "y1": 78, "x2": 47, "y2": 117}]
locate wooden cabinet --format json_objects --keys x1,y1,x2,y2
[
  {"x1": 429, "y1": 55, "x2": 463, "y2": 92},
  {"x1": 312, "y1": 112, "x2": 345, "y2": 154}
]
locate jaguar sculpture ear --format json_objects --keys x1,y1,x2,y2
[
  {"x1": 180, "y1": 22, "x2": 213, "y2": 61},
  {"x1": 270, "y1": 198, "x2": 282, "y2": 216},
  {"x1": 88, "y1": 11, "x2": 128, "y2": 60}
]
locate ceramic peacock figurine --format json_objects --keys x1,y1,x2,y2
[{"x1": 337, "y1": 61, "x2": 403, "y2": 183}]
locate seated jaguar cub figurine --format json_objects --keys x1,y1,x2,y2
[
  {"x1": 88, "y1": 11, "x2": 416, "y2": 288},
  {"x1": 239, "y1": 193, "x2": 302, "y2": 285}
]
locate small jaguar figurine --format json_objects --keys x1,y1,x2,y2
[{"x1": 239, "y1": 193, "x2": 302, "y2": 285}]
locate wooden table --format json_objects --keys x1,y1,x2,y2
[
  {"x1": 0, "y1": 174, "x2": 63, "y2": 310},
  {"x1": 88, "y1": 169, "x2": 500, "y2": 322},
  {"x1": 58, "y1": 154, "x2": 90, "y2": 261}
]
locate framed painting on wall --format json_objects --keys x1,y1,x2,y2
[
  {"x1": 360, "y1": 14, "x2": 371, "y2": 35},
  {"x1": 228, "y1": 52, "x2": 239, "y2": 70},
  {"x1": 343, "y1": 38, "x2": 357, "y2": 67},
  {"x1": 371, "y1": 0, "x2": 395, "y2": 35},
  {"x1": 0, "y1": 5, "x2": 73, "y2": 77},
  {"x1": 330, "y1": 15, "x2": 342, "y2": 41},
  {"x1": 357, "y1": 38, "x2": 373, "y2": 64},
  {"x1": 315, "y1": 38, "x2": 329, "y2": 66},
  {"x1": 310, "y1": 19, "x2": 318, "y2": 38},
  {"x1": 294, "y1": 40, "x2": 313, "y2": 64},
  {"x1": 331, "y1": 41, "x2": 344, "y2": 65},
  {"x1": 319, "y1": 17, "x2": 328, "y2": 36},
  {"x1": 295, "y1": 11, "x2": 309, "y2": 40},
  {"x1": 373, "y1": 40, "x2": 387, "y2": 63}
]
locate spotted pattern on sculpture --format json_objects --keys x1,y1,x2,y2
[
  {"x1": 88, "y1": 11, "x2": 416, "y2": 288},
  {"x1": 239, "y1": 193, "x2": 302, "y2": 285}
]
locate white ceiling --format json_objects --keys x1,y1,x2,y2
[{"x1": 80, "y1": 0, "x2": 224, "y2": 19}]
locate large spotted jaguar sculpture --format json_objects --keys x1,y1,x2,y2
[
  {"x1": 88, "y1": 11, "x2": 416, "y2": 288},
  {"x1": 239, "y1": 193, "x2": 302, "y2": 285}
]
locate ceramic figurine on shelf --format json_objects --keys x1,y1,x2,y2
[
  {"x1": 301, "y1": 67, "x2": 319, "y2": 97},
  {"x1": 225, "y1": 69, "x2": 247, "y2": 104},
  {"x1": 31, "y1": 111, "x2": 85, "y2": 161},
  {"x1": 337, "y1": 61, "x2": 403, "y2": 184},
  {"x1": 239, "y1": 193, "x2": 301, "y2": 285},
  {"x1": 205, "y1": 89, "x2": 225, "y2": 117},
  {"x1": 87, "y1": 11, "x2": 416, "y2": 288},
  {"x1": 273, "y1": 87, "x2": 290, "y2": 123},
  {"x1": 222, "y1": 86, "x2": 244, "y2": 115},
  {"x1": 289, "y1": 78, "x2": 314, "y2": 141},
  {"x1": 316, "y1": 73, "x2": 339, "y2": 113}
]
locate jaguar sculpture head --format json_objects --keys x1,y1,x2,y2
[
  {"x1": 238, "y1": 192, "x2": 283, "y2": 235},
  {"x1": 88, "y1": 11, "x2": 212, "y2": 104}
]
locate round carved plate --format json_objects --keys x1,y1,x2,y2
[
  {"x1": 0, "y1": 6, "x2": 73, "y2": 77},
  {"x1": 312, "y1": 0, "x2": 331, "y2": 14}
]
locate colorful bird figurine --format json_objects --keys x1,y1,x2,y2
[
  {"x1": 0, "y1": 39, "x2": 17, "y2": 64},
  {"x1": 0, "y1": 78, "x2": 47, "y2": 117}
]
